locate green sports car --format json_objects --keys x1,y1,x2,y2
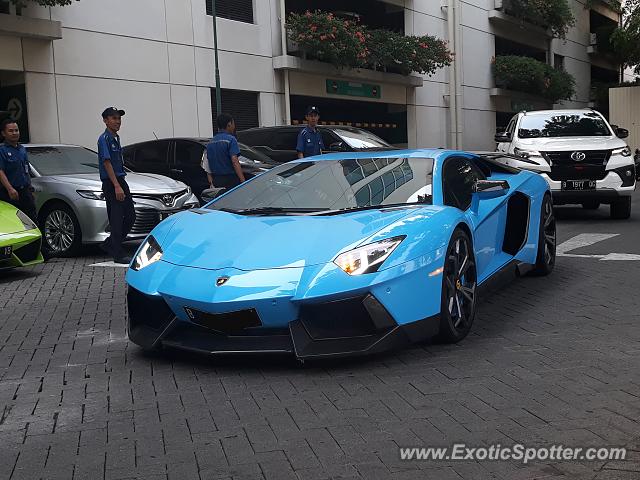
[{"x1": 0, "y1": 201, "x2": 44, "y2": 270}]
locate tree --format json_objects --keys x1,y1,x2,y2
[{"x1": 609, "y1": 0, "x2": 640, "y2": 74}]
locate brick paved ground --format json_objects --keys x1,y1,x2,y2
[{"x1": 1, "y1": 197, "x2": 639, "y2": 480}]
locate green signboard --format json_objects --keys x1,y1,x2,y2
[{"x1": 326, "y1": 79, "x2": 381, "y2": 99}]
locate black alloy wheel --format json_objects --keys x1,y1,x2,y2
[
  {"x1": 437, "y1": 229, "x2": 477, "y2": 343},
  {"x1": 530, "y1": 195, "x2": 556, "y2": 276}
]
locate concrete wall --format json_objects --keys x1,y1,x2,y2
[{"x1": 10, "y1": 0, "x2": 618, "y2": 151}]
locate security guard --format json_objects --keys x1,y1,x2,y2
[
  {"x1": 97, "y1": 107, "x2": 136, "y2": 264},
  {"x1": 206, "y1": 113, "x2": 245, "y2": 189},
  {"x1": 296, "y1": 106, "x2": 324, "y2": 159},
  {"x1": 0, "y1": 119, "x2": 37, "y2": 222}
]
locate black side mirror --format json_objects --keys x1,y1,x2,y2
[
  {"x1": 473, "y1": 179, "x2": 509, "y2": 199},
  {"x1": 616, "y1": 127, "x2": 629, "y2": 139},
  {"x1": 494, "y1": 132, "x2": 511, "y2": 143}
]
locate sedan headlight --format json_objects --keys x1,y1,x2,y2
[
  {"x1": 612, "y1": 146, "x2": 631, "y2": 157},
  {"x1": 334, "y1": 236, "x2": 405, "y2": 275},
  {"x1": 132, "y1": 236, "x2": 163, "y2": 271},
  {"x1": 77, "y1": 190, "x2": 106, "y2": 200},
  {"x1": 16, "y1": 210, "x2": 37, "y2": 230}
]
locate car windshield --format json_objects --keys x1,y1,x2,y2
[
  {"x1": 333, "y1": 128, "x2": 392, "y2": 149},
  {"x1": 27, "y1": 146, "x2": 100, "y2": 175},
  {"x1": 208, "y1": 157, "x2": 434, "y2": 214},
  {"x1": 518, "y1": 112, "x2": 612, "y2": 138},
  {"x1": 239, "y1": 143, "x2": 275, "y2": 164}
]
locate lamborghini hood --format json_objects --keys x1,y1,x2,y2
[{"x1": 158, "y1": 208, "x2": 418, "y2": 270}]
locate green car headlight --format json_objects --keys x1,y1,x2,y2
[
  {"x1": 16, "y1": 210, "x2": 37, "y2": 230},
  {"x1": 132, "y1": 235, "x2": 163, "y2": 271}
]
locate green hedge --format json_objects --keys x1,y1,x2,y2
[
  {"x1": 287, "y1": 10, "x2": 452, "y2": 76},
  {"x1": 504, "y1": 0, "x2": 575, "y2": 38},
  {"x1": 494, "y1": 55, "x2": 576, "y2": 102}
]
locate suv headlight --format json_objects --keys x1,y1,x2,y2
[
  {"x1": 612, "y1": 146, "x2": 631, "y2": 157},
  {"x1": 77, "y1": 190, "x2": 106, "y2": 200},
  {"x1": 334, "y1": 236, "x2": 405, "y2": 275},
  {"x1": 132, "y1": 236, "x2": 163, "y2": 271},
  {"x1": 16, "y1": 210, "x2": 37, "y2": 230},
  {"x1": 513, "y1": 147, "x2": 541, "y2": 159}
]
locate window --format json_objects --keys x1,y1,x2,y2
[
  {"x1": 518, "y1": 112, "x2": 612, "y2": 138},
  {"x1": 443, "y1": 157, "x2": 486, "y2": 211},
  {"x1": 211, "y1": 88, "x2": 259, "y2": 131},
  {"x1": 135, "y1": 141, "x2": 170, "y2": 170},
  {"x1": 175, "y1": 140, "x2": 205, "y2": 167},
  {"x1": 272, "y1": 131, "x2": 300, "y2": 151},
  {"x1": 554, "y1": 54, "x2": 565, "y2": 70},
  {"x1": 205, "y1": 0, "x2": 253, "y2": 24}
]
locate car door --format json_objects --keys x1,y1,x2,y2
[
  {"x1": 442, "y1": 156, "x2": 508, "y2": 282},
  {"x1": 133, "y1": 140, "x2": 171, "y2": 177},
  {"x1": 173, "y1": 140, "x2": 209, "y2": 197}
]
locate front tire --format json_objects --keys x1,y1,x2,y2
[
  {"x1": 610, "y1": 197, "x2": 631, "y2": 220},
  {"x1": 40, "y1": 203, "x2": 82, "y2": 257},
  {"x1": 437, "y1": 229, "x2": 477, "y2": 343},
  {"x1": 530, "y1": 194, "x2": 556, "y2": 276}
]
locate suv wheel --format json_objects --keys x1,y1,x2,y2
[{"x1": 610, "y1": 197, "x2": 631, "y2": 220}]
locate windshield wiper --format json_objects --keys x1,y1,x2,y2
[
  {"x1": 219, "y1": 206, "x2": 328, "y2": 215},
  {"x1": 316, "y1": 200, "x2": 431, "y2": 216}
]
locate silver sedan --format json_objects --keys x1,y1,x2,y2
[{"x1": 27, "y1": 144, "x2": 200, "y2": 256}]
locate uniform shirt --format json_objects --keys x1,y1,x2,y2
[
  {"x1": 97, "y1": 129, "x2": 126, "y2": 182},
  {"x1": 206, "y1": 132, "x2": 241, "y2": 176},
  {"x1": 296, "y1": 126, "x2": 324, "y2": 158},
  {"x1": 0, "y1": 142, "x2": 31, "y2": 189}
]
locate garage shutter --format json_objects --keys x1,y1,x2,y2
[
  {"x1": 211, "y1": 89, "x2": 259, "y2": 131},
  {"x1": 205, "y1": 0, "x2": 254, "y2": 24}
]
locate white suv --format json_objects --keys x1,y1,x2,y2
[{"x1": 495, "y1": 109, "x2": 636, "y2": 219}]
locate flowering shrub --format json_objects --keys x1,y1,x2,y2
[
  {"x1": 494, "y1": 55, "x2": 575, "y2": 102},
  {"x1": 287, "y1": 11, "x2": 452, "y2": 76},
  {"x1": 502, "y1": 0, "x2": 575, "y2": 38}
]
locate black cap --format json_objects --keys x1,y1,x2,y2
[
  {"x1": 101, "y1": 107, "x2": 125, "y2": 118},
  {"x1": 306, "y1": 106, "x2": 320, "y2": 116}
]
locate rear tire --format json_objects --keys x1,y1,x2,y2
[
  {"x1": 530, "y1": 195, "x2": 556, "y2": 276},
  {"x1": 582, "y1": 201, "x2": 600, "y2": 210},
  {"x1": 610, "y1": 197, "x2": 631, "y2": 220},
  {"x1": 39, "y1": 203, "x2": 82, "y2": 257},
  {"x1": 436, "y1": 229, "x2": 477, "y2": 344}
]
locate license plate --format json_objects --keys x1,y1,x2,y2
[
  {"x1": 561, "y1": 180, "x2": 596, "y2": 191},
  {"x1": 0, "y1": 246, "x2": 12, "y2": 260}
]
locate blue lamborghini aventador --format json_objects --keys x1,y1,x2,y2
[{"x1": 126, "y1": 150, "x2": 555, "y2": 359}]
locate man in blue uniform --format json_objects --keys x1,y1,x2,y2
[
  {"x1": 296, "y1": 106, "x2": 324, "y2": 158},
  {"x1": 206, "y1": 113, "x2": 245, "y2": 189},
  {"x1": 97, "y1": 107, "x2": 136, "y2": 264},
  {"x1": 0, "y1": 119, "x2": 37, "y2": 222}
]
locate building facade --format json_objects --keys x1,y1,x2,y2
[{"x1": 0, "y1": 0, "x2": 625, "y2": 150}]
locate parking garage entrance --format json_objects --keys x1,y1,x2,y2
[
  {"x1": 0, "y1": 71, "x2": 29, "y2": 142},
  {"x1": 290, "y1": 95, "x2": 408, "y2": 146}
]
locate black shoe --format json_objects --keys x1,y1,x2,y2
[{"x1": 113, "y1": 255, "x2": 132, "y2": 265}]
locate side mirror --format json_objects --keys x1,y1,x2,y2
[
  {"x1": 616, "y1": 127, "x2": 629, "y2": 139},
  {"x1": 494, "y1": 132, "x2": 511, "y2": 143},
  {"x1": 473, "y1": 179, "x2": 509, "y2": 199}
]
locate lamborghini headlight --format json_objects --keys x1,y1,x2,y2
[
  {"x1": 16, "y1": 210, "x2": 37, "y2": 230},
  {"x1": 132, "y1": 235, "x2": 163, "y2": 271},
  {"x1": 612, "y1": 146, "x2": 631, "y2": 157},
  {"x1": 334, "y1": 236, "x2": 405, "y2": 275}
]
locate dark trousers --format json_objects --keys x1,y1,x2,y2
[
  {"x1": 0, "y1": 186, "x2": 37, "y2": 223},
  {"x1": 213, "y1": 174, "x2": 242, "y2": 189},
  {"x1": 102, "y1": 177, "x2": 136, "y2": 258}
]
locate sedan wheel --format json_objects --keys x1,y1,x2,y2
[
  {"x1": 437, "y1": 229, "x2": 477, "y2": 343},
  {"x1": 41, "y1": 205, "x2": 82, "y2": 257}
]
